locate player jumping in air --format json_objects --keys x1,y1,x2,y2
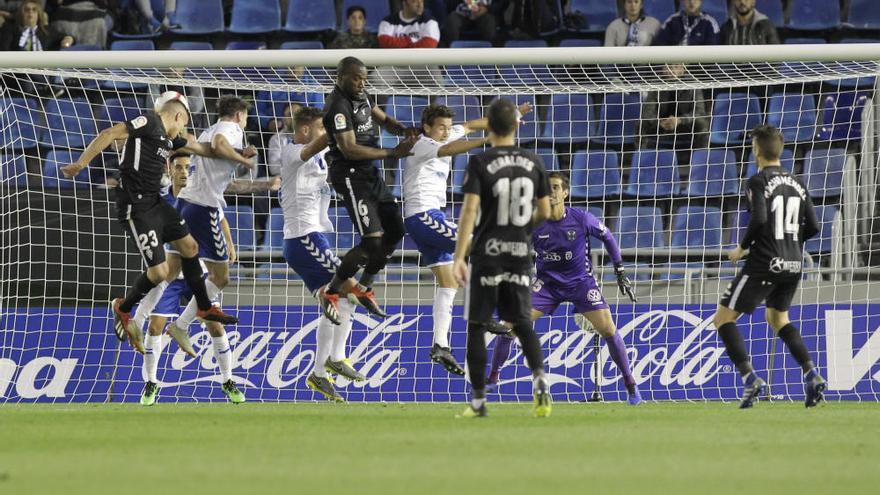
[
  {"x1": 279, "y1": 106, "x2": 366, "y2": 402},
  {"x1": 714, "y1": 124, "x2": 827, "y2": 409},
  {"x1": 452, "y1": 98, "x2": 552, "y2": 418},
  {"x1": 402, "y1": 101, "x2": 533, "y2": 375},
  {"x1": 319, "y1": 56, "x2": 417, "y2": 322},
  {"x1": 486, "y1": 172, "x2": 642, "y2": 405},
  {"x1": 61, "y1": 91, "x2": 237, "y2": 352}
]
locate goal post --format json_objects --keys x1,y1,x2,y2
[{"x1": 1, "y1": 45, "x2": 879, "y2": 404}]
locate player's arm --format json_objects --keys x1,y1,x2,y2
[
  {"x1": 371, "y1": 105, "x2": 416, "y2": 137},
  {"x1": 452, "y1": 192, "x2": 480, "y2": 286},
  {"x1": 60, "y1": 123, "x2": 128, "y2": 177},
  {"x1": 802, "y1": 193, "x2": 821, "y2": 240},
  {"x1": 731, "y1": 178, "x2": 767, "y2": 262},
  {"x1": 532, "y1": 168, "x2": 551, "y2": 226},
  {"x1": 336, "y1": 129, "x2": 415, "y2": 160},
  {"x1": 211, "y1": 133, "x2": 257, "y2": 170},
  {"x1": 298, "y1": 133, "x2": 329, "y2": 162},
  {"x1": 437, "y1": 136, "x2": 489, "y2": 157},
  {"x1": 461, "y1": 102, "x2": 533, "y2": 134},
  {"x1": 220, "y1": 216, "x2": 236, "y2": 264},
  {"x1": 224, "y1": 176, "x2": 280, "y2": 194},
  {"x1": 589, "y1": 215, "x2": 636, "y2": 302}
]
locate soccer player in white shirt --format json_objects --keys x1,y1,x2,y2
[
  {"x1": 402, "y1": 101, "x2": 532, "y2": 375},
  {"x1": 280, "y1": 106, "x2": 363, "y2": 402}
]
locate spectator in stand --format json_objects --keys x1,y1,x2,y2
[
  {"x1": 46, "y1": 0, "x2": 107, "y2": 48},
  {"x1": 267, "y1": 102, "x2": 302, "y2": 177},
  {"x1": 653, "y1": 0, "x2": 720, "y2": 46},
  {"x1": 0, "y1": 0, "x2": 73, "y2": 51},
  {"x1": 375, "y1": 0, "x2": 442, "y2": 89},
  {"x1": 639, "y1": 63, "x2": 709, "y2": 161},
  {"x1": 605, "y1": 0, "x2": 661, "y2": 47},
  {"x1": 721, "y1": 0, "x2": 779, "y2": 45},
  {"x1": 329, "y1": 5, "x2": 377, "y2": 49},
  {"x1": 445, "y1": 0, "x2": 496, "y2": 45},
  {"x1": 133, "y1": 0, "x2": 177, "y2": 34},
  {"x1": 0, "y1": 1, "x2": 25, "y2": 28}
]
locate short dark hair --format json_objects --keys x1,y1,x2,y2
[
  {"x1": 346, "y1": 5, "x2": 366, "y2": 18},
  {"x1": 217, "y1": 95, "x2": 250, "y2": 118},
  {"x1": 293, "y1": 106, "x2": 324, "y2": 129},
  {"x1": 751, "y1": 124, "x2": 784, "y2": 162},
  {"x1": 170, "y1": 151, "x2": 191, "y2": 161},
  {"x1": 487, "y1": 98, "x2": 518, "y2": 136},
  {"x1": 421, "y1": 104, "x2": 455, "y2": 127},
  {"x1": 548, "y1": 171, "x2": 569, "y2": 191},
  {"x1": 337, "y1": 56, "x2": 365, "y2": 77}
]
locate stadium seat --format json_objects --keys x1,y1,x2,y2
[
  {"x1": 709, "y1": 92, "x2": 762, "y2": 146},
  {"x1": 847, "y1": 0, "x2": 880, "y2": 30},
  {"x1": 545, "y1": 94, "x2": 592, "y2": 144},
  {"x1": 43, "y1": 150, "x2": 90, "y2": 188},
  {"x1": 433, "y1": 95, "x2": 483, "y2": 123},
  {"x1": 616, "y1": 206, "x2": 665, "y2": 249},
  {"x1": 501, "y1": 95, "x2": 541, "y2": 144},
  {"x1": 98, "y1": 97, "x2": 141, "y2": 130},
  {"x1": 789, "y1": 0, "x2": 840, "y2": 30},
  {"x1": 169, "y1": 41, "x2": 213, "y2": 50},
  {"x1": 171, "y1": 0, "x2": 224, "y2": 34},
  {"x1": 624, "y1": 149, "x2": 679, "y2": 198},
  {"x1": 222, "y1": 206, "x2": 256, "y2": 251},
  {"x1": 328, "y1": 207, "x2": 357, "y2": 249},
  {"x1": 498, "y1": 41, "x2": 551, "y2": 86},
  {"x1": 534, "y1": 148, "x2": 559, "y2": 170},
  {"x1": 262, "y1": 208, "x2": 285, "y2": 252},
  {"x1": 587, "y1": 206, "x2": 603, "y2": 220},
  {"x1": 766, "y1": 93, "x2": 818, "y2": 143},
  {"x1": 504, "y1": 40, "x2": 548, "y2": 48},
  {"x1": 596, "y1": 92, "x2": 641, "y2": 145},
  {"x1": 342, "y1": 0, "x2": 390, "y2": 32},
  {"x1": 817, "y1": 91, "x2": 870, "y2": 141},
  {"x1": 558, "y1": 38, "x2": 601, "y2": 47},
  {"x1": 229, "y1": 0, "x2": 281, "y2": 34},
  {"x1": 0, "y1": 98, "x2": 40, "y2": 150},
  {"x1": 568, "y1": 0, "x2": 617, "y2": 32},
  {"x1": 569, "y1": 151, "x2": 621, "y2": 200},
  {"x1": 745, "y1": 148, "x2": 794, "y2": 177},
  {"x1": 61, "y1": 44, "x2": 101, "y2": 51},
  {"x1": 226, "y1": 41, "x2": 267, "y2": 50},
  {"x1": 802, "y1": 148, "x2": 847, "y2": 198},
  {"x1": 686, "y1": 149, "x2": 738, "y2": 197},
  {"x1": 451, "y1": 154, "x2": 469, "y2": 195},
  {"x1": 659, "y1": 262, "x2": 705, "y2": 281},
  {"x1": 643, "y1": 0, "x2": 674, "y2": 21},
  {"x1": 701, "y1": 0, "x2": 729, "y2": 22},
  {"x1": 0, "y1": 154, "x2": 29, "y2": 187},
  {"x1": 39, "y1": 98, "x2": 97, "y2": 149},
  {"x1": 805, "y1": 205, "x2": 838, "y2": 254},
  {"x1": 254, "y1": 90, "x2": 307, "y2": 130},
  {"x1": 284, "y1": 0, "x2": 335, "y2": 32},
  {"x1": 450, "y1": 40, "x2": 492, "y2": 49},
  {"x1": 281, "y1": 41, "x2": 325, "y2": 50},
  {"x1": 670, "y1": 206, "x2": 724, "y2": 249},
  {"x1": 784, "y1": 37, "x2": 826, "y2": 44},
  {"x1": 758, "y1": 0, "x2": 784, "y2": 26},
  {"x1": 384, "y1": 96, "x2": 430, "y2": 129},
  {"x1": 110, "y1": 40, "x2": 154, "y2": 50},
  {"x1": 601, "y1": 262, "x2": 653, "y2": 282},
  {"x1": 446, "y1": 41, "x2": 496, "y2": 87}
]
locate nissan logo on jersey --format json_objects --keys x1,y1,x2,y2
[{"x1": 769, "y1": 257, "x2": 801, "y2": 273}]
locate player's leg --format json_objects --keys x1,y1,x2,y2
[
  {"x1": 487, "y1": 308, "x2": 543, "y2": 389},
  {"x1": 131, "y1": 252, "x2": 181, "y2": 334},
  {"x1": 582, "y1": 308, "x2": 641, "y2": 405},
  {"x1": 459, "y1": 266, "x2": 499, "y2": 418},
  {"x1": 204, "y1": 321, "x2": 245, "y2": 404},
  {"x1": 765, "y1": 278, "x2": 826, "y2": 407},
  {"x1": 140, "y1": 314, "x2": 167, "y2": 406}
]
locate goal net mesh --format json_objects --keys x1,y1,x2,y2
[{"x1": 1, "y1": 52, "x2": 878, "y2": 403}]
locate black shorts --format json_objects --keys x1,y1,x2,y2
[
  {"x1": 331, "y1": 166, "x2": 399, "y2": 237},
  {"x1": 466, "y1": 259, "x2": 533, "y2": 324},
  {"x1": 117, "y1": 198, "x2": 189, "y2": 267},
  {"x1": 719, "y1": 270, "x2": 800, "y2": 314}
]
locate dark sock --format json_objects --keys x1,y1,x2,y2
[
  {"x1": 328, "y1": 246, "x2": 367, "y2": 293},
  {"x1": 605, "y1": 332, "x2": 635, "y2": 389},
  {"x1": 359, "y1": 271, "x2": 376, "y2": 288},
  {"x1": 180, "y1": 256, "x2": 212, "y2": 310},
  {"x1": 511, "y1": 319, "x2": 545, "y2": 374},
  {"x1": 777, "y1": 324, "x2": 815, "y2": 373},
  {"x1": 489, "y1": 334, "x2": 515, "y2": 377},
  {"x1": 717, "y1": 321, "x2": 754, "y2": 377},
  {"x1": 466, "y1": 321, "x2": 489, "y2": 392},
  {"x1": 119, "y1": 272, "x2": 157, "y2": 313}
]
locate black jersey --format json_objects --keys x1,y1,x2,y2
[
  {"x1": 117, "y1": 112, "x2": 187, "y2": 203},
  {"x1": 322, "y1": 85, "x2": 379, "y2": 177},
  {"x1": 740, "y1": 166, "x2": 821, "y2": 276},
  {"x1": 462, "y1": 146, "x2": 549, "y2": 267}
]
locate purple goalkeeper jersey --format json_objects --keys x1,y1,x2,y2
[{"x1": 533, "y1": 207, "x2": 622, "y2": 287}]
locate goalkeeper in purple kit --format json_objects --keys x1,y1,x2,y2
[{"x1": 487, "y1": 172, "x2": 642, "y2": 405}]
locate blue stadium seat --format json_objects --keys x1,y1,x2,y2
[
  {"x1": 39, "y1": 98, "x2": 97, "y2": 149},
  {"x1": 840, "y1": 38, "x2": 880, "y2": 44},
  {"x1": 686, "y1": 149, "x2": 738, "y2": 197},
  {"x1": 0, "y1": 154, "x2": 29, "y2": 187},
  {"x1": 284, "y1": 0, "x2": 335, "y2": 32},
  {"x1": 450, "y1": 40, "x2": 492, "y2": 48},
  {"x1": 569, "y1": 151, "x2": 621, "y2": 200},
  {"x1": 745, "y1": 148, "x2": 794, "y2": 177},
  {"x1": 597, "y1": 92, "x2": 641, "y2": 145},
  {"x1": 643, "y1": 0, "x2": 674, "y2": 21},
  {"x1": 789, "y1": 0, "x2": 840, "y2": 30},
  {"x1": 558, "y1": 38, "x2": 601, "y2": 47},
  {"x1": 433, "y1": 95, "x2": 483, "y2": 122},
  {"x1": 545, "y1": 94, "x2": 592, "y2": 144},
  {"x1": 766, "y1": 93, "x2": 818, "y2": 143},
  {"x1": 61, "y1": 44, "x2": 101, "y2": 51},
  {"x1": 709, "y1": 92, "x2": 762, "y2": 146},
  {"x1": 43, "y1": 150, "x2": 90, "y2": 188},
  {"x1": 0, "y1": 98, "x2": 40, "y2": 150},
  {"x1": 226, "y1": 41, "x2": 267, "y2": 50},
  {"x1": 229, "y1": 0, "x2": 281, "y2": 34},
  {"x1": 802, "y1": 148, "x2": 847, "y2": 198},
  {"x1": 701, "y1": 0, "x2": 729, "y2": 23},
  {"x1": 587, "y1": 206, "x2": 604, "y2": 220},
  {"x1": 534, "y1": 148, "x2": 559, "y2": 170},
  {"x1": 98, "y1": 97, "x2": 141, "y2": 130},
  {"x1": 110, "y1": 39, "x2": 154, "y2": 50},
  {"x1": 847, "y1": 0, "x2": 880, "y2": 30},
  {"x1": 616, "y1": 206, "x2": 665, "y2": 249},
  {"x1": 169, "y1": 41, "x2": 213, "y2": 50},
  {"x1": 670, "y1": 206, "x2": 724, "y2": 249},
  {"x1": 624, "y1": 149, "x2": 679, "y2": 198},
  {"x1": 758, "y1": 0, "x2": 784, "y2": 26},
  {"x1": 254, "y1": 90, "x2": 307, "y2": 130},
  {"x1": 446, "y1": 42, "x2": 496, "y2": 87},
  {"x1": 504, "y1": 40, "x2": 548, "y2": 48},
  {"x1": 498, "y1": 41, "x2": 551, "y2": 86},
  {"x1": 499, "y1": 95, "x2": 540, "y2": 144},
  {"x1": 817, "y1": 91, "x2": 870, "y2": 141},
  {"x1": 728, "y1": 209, "x2": 751, "y2": 248},
  {"x1": 263, "y1": 208, "x2": 285, "y2": 251},
  {"x1": 384, "y1": 96, "x2": 430, "y2": 129},
  {"x1": 281, "y1": 41, "x2": 325, "y2": 50},
  {"x1": 223, "y1": 206, "x2": 256, "y2": 251},
  {"x1": 328, "y1": 207, "x2": 357, "y2": 249},
  {"x1": 171, "y1": 0, "x2": 224, "y2": 34},
  {"x1": 805, "y1": 205, "x2": 838, "y2": 254},
  {"x1": 451, "y1": 154, "x2": 469, "y2": 195},
  {"x1": 784, "y1": 37, "x2": 826, "y2": 44},
  {"x1": 601, "y1": 263, "x2": 653, "y2": 282},
  {"x1": 568, "y1": 0, "x2": 617, "y2": 32},
  {"x1": 342, "y1": 0, "x2": 390, "y2": 32}
]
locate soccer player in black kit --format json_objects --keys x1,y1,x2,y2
[
  {"x1": 713, "y1": 124, "x2": 827, "y2": 409},
  {"x1": 452, "y1": 99, "x2": 552, "y2": 418},
  {"x1": 319, "y1": 56, "x2": 417, "y2": 321},
  {"x1": 62, "y1": 91, "x2": 237, "y2": 353}
]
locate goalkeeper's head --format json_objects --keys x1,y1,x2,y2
[
  {"x1": 336, "y1": 56, "x2": 367, "y2": 99},
  {"x1": 547, "y1": 172, "x2": 569, "y2": 208},
  {"x1": 292, "y1": 106, "x2": 325, "y2": 145},
  {"x1": 751, "y1": 124, "x2": 784, "y2": 169},
  {"x1": 487, "y1": 98, "x2": 518, "y2": 139}
]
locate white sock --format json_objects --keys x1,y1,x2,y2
[
  {"x1": 314, "y1": 317, "x2": 334, "y2": 378},
  {"x1": 212, "y1": 334, "x2": 232, "y2": 382},
  {"x1": 177, "y1": 280, "x2": 222, "y2": 328},
  {"x1": 132, "y1": 281, "x2": 168, "y2": 331},
  {"x1": 143, "y1": 334, "x2": 163, "y2": 383},
  {"x1": 331, "y1": 298, "x2": 354, "y2": 362},
  {"x1": 432, "y1": 287, "x2": 456, "y2": 348}
]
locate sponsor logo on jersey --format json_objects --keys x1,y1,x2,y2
[
  {"x1": 334, "y1": 113, "x2": 347, "y2": 130},
  {"x1": 479, "y1": 272, "x2": 531, "y2": 287},
  {"x1": 356, "y1": 116, "x2": 373, "y2": 134},
  {"x1": 542, "y1": 252, "x2": 562, "y2": 261},
  {"x1": 587, "y1": 289, "x2": 602, "y2": 303},
  {"x1": 484, "y1": 238, "x2": 529, "y2": 256},
  {"x1": 130, "y1": 116, "x2": 148, "y2": 129},
  {"x1": 566, "y1": 230, "x2": 577, "y2": 241},
  {"x1": 769, "y1": 257, "x2": 801, "y2": 273}
]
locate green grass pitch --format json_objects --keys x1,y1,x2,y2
[{"x1": 1, "y1": 402, "x2": 878, "y2": 495}]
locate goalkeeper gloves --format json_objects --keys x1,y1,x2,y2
[{"x1": 614, "y1": 263, "x2": 637, "y2": 303}]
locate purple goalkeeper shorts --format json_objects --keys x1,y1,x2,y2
[{"x1": 531, "y1": 276, "x2": 609, "y2": 315}]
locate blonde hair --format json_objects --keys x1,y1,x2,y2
[{"x1": 16, "y1": 1, "x2": 48, "y2": 29}]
